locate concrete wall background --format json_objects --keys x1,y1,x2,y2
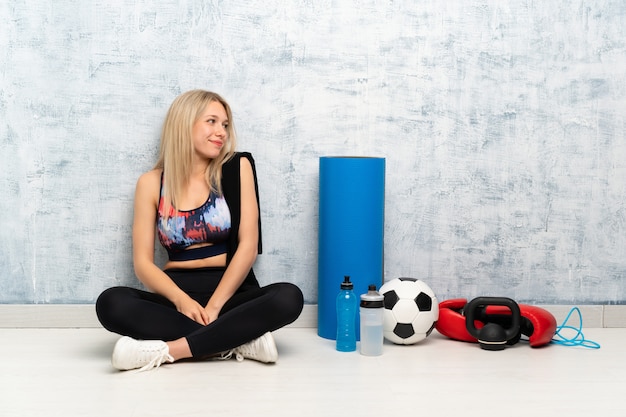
[{"x1": 1, "y1": 1, "x2": 625, "y2": 304}]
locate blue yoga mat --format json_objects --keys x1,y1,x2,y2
[{"x1": 318, "y1": 156, "x2": 385, "y2": 340}]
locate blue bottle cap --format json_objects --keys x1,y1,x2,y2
[{"x1": 340, "y1": 276, "x2": 353, "y2": 290}]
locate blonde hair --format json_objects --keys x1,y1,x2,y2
[{"x1": 154, "y1": 90, "x2": 237, "y2": 214}]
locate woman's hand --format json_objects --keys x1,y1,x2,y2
[
  {"x1": 204, "y1": 303, "x2": 221, "y2": 325},
  {"x1": 174, "y1": 295, "x2": 210, "y2": 325}
]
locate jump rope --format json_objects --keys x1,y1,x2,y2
[{"x1": 551, "y1": 306, "x2": 601, "y2": 349}]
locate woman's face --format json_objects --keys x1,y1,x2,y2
[{"x1": 191, "y1": 100, "x2": 229, "y2": 161}]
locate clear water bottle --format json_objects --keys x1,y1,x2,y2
[
  {"x1": 336, "y1": 276, "x2": 357, "y2": 352},
  {"x1": 359, "y1": 284, "x2": 384, "y2": 356}
]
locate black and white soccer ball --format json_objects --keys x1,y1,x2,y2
[{"x1": 380, "y1": 277, "x2": 439, "y2": 345}]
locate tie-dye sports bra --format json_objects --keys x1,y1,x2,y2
[{"x1": 156, "y1": 174, "x2": 231, "y2": 261}]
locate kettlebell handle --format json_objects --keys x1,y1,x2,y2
[{"x1": 465, "y1": 297, "x2": 521, "y2": 347}]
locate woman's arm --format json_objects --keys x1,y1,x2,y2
[
  {"x1": 132, "y1": 170, "x2": 209, "y2": 325},
  {"x1": 204, "y1": 156, "x2": 259, "y2": 323}
]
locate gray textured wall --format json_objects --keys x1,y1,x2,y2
[{"x1": 2, "y1": 1, "x2": 625, "y2": 304}]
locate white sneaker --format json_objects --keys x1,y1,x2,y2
[
  {"x1": 111, "y1": 336, "x2": 174, "y2": 371},
  {"x1": 221, "y1": 332, "x2": 278, "y2": 363}
]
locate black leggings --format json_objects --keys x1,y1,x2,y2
[{"x1": 95, "y1": 267, "x2": 304, "y2": 358}]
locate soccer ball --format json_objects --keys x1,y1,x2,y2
[{"x1": 380, "y1": 277, "x2": 439, "y2": 345}]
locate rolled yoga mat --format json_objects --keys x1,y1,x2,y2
[{"x1": 318, "y1": 156, "x2": 385, "y2": 340}]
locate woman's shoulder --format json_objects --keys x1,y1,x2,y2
[
  {"x1": 225, "y1": 151, "x2": 254, "y2": 164},
  {"x1": 136, "y1": 168, "x2": 162, "y2": 192},
  {"x1": 223, "y1": 152, "x2": 255, "y2": 173}
]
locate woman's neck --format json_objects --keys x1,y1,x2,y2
[{"x1": 190, "y1": 160, "x2": 210, "y2": 179}]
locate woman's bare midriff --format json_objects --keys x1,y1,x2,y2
[{"x1": 163, "y1": 243, "x2": 227, "y2": 270}]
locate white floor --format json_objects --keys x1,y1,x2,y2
[{"x1": 0, "y1": 327, "x2": 624, "y2": 417}]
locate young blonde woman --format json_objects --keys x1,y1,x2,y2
[{"x1": 96, "y1": 90, "x2": 304, "y2": 371}]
